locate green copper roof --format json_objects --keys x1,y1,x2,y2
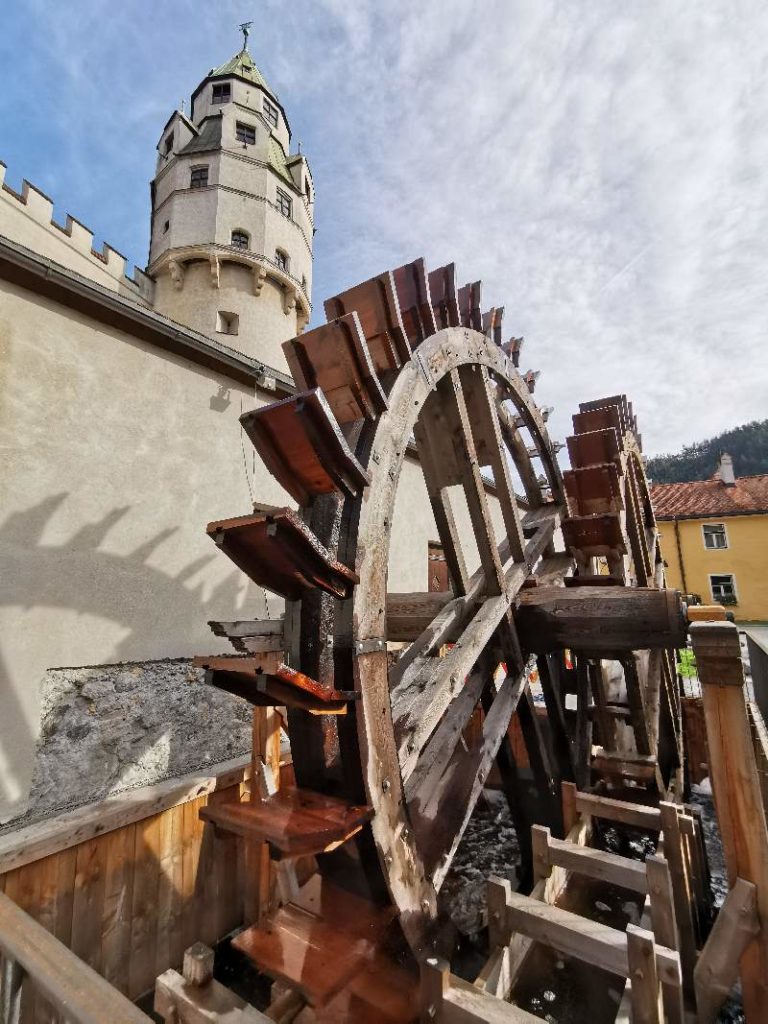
[
  {"x1": 209, "y1": 48, "x2": 274, "y2": 97},
  {"x1": 268, "y1": 135, "x2": 294, "y2": 186}
]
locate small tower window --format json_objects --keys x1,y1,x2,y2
[
  {"x1": 275, "y1": 249, "x2": 289, "y2": 272},
  {"x1": 216, "y1": 311, "x2": 239, "y2": 336},
  {"x1": 236, "y1": 121, "x2": 256, "y2": 145},
  {"x1": 164, "y1": 135, "x2": 173, "y2": 155},
  {"x1": 263, "y1": 97, "x2": 279, "y2": 128},
  {"x1": 212, "y1": 82, "x2": 231, "y2": 104},
  {"x1": 163, "y1": 220, "x2": 170, "y2": 233},
  {"x1": 190, "y1": 165, "x2": 209, "y2": 188},
  {"x1": 231, "y1": 230, "x2": 250, "y2": 251},
  {"x1": 276, "y1": 188, "x2": 292, "y2": 218}
]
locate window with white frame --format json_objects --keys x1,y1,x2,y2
[
  {"x1": 276, "y1": 187, "x2": 292, "y2": 218},
  {"x1": 263, "y1": 96, "x2": 279, "y2": 128},
  {"x1": 710, "y1": 573, "x2": 737, "y2": 605},
  {"x1": 703, "y1": 523, "x2": 728, "y2": 549}
]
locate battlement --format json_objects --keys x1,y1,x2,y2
[{"x1": 0, "y1": 161, "x2": 153, "y2": 304}]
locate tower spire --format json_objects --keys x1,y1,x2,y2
[{"x1": 239, "y1": 20, "x2": 253, "y2": 53}]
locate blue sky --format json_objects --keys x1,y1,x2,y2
[{"x1": 2, "y1": 0, "x2": 767, "y2": 456}]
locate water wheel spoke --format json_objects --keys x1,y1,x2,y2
[
  {"x1": 410, "y1": 669, "x2": 528, "y2": 888},
  {"x1": 458, "y1": 365, "x2": 526, "y2": 563},
  {"x1": 496, "y1": 396, "x2": 544, "y2": 507}
]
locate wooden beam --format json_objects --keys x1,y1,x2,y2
[
  {"x1": 386, "y1": 590, "x2": 452, "y2": 642},
  {"x1": 500, "y1": 889, "x2": 681, "y2": 985},
  {"x1": 0, "y1": 892, "x2": 151, "y2": 1024},
  {"x1": 422, "y1": 956, "x2": 540, "y2": 1023},
  {"x1": 694, "y1": 878, "x2": 759, "y2": 1024},
  {"x1": 573, "y1": 789, "x2": 662, "y2": 831},
  {"x1": 0, "y1": 756, "x2": 250, "y2": 875},
  {"x1": 515, "y1": 586, "x2": 686, "y2": 654},
  {"x1": 531, "y1": 825, "x2": 649, "y2": 893}
]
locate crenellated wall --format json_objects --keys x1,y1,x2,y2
[{"x1": 0, "y1": 162, "x2": 154, "y2": 304}]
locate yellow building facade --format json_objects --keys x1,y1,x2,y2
[{"x1": 651, "y1": 458, "x2": 768, "y2": 623}]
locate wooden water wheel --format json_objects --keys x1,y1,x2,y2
[{"x1": 198, "y1": 258, "x2": 687, "y2": 965}]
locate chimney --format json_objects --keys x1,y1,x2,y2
[{"x1": 717, "y1": 452, "x2": 736, "y2": 487}]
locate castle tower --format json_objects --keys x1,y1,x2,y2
[{"x1": 148, "y1": 26, "x2": 313, "y2": 373}]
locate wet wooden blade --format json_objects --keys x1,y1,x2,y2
[
  {"x1": 240, "y1": 388, "x2": 370, "y2": 505},
  {"x1": 428, "y1": 263, "x2": 461, "y2": 329},
  {"x1": 207, "y1": 509, "x2": 358, "y2": 600},
  {"x1": 564, "y1": 463, "x2": 624, "y2": 517},
  {"x1": 283, "y1": 313, "x2": 387, "y2": 424},
  {"x1": 325, "y1": 269, "x2": 411, "y2": 372},
  {"x1": 392, "y1": 256, "x2": 437, "y2": 347},
  {"x1": 457, "y1": 280, "x2": 483, "y2": 331},
  {"x1": 195, "y1": 655, "x2": 356, "y2": 713},
  {"x1": 201, "y1": 789, "x2": 373, "y2": 857}
]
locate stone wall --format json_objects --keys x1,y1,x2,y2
[{"x1": 14, "y1": 658, "x2": 251, "y2": 827}]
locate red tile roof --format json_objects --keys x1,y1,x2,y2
[{"x1": 650, "y1": 474, "x2": 768, "y2": 519}]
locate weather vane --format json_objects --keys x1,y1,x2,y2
[{"x1": 239, "y1": 21, "x2": 253, "y2": 52}]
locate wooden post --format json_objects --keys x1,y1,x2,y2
[
  {"x1": 694, "y1": 878, "x2": 759, "y2": 1024},
  {"x1": 420, "y1": 957, "x2": 448, "y2": 1021},
  {"x1": 690, "y1": 620, "x2": 768, "y2": 1021},
  {"x1": 244, "y1": 707, "x2": 282, "y2": 924},
  {"x1": 646, "y1": 855, "x2": 683, "y2": 1024},
  {"x1": 531, "y1": 826, "x2": 551, "y2": 883},
  {"x1": 626, "y1": 925, "x2": 664, "y2": 1024},
  {"x1": 658, "y1": 802, "x2": 696, "y2": 989},
  {"x1": 561, "y1": 782, "x2": 578, "y2": 835},
  {"x1": 1, "y1": 957, "x2": 25, "y2": 1024}
]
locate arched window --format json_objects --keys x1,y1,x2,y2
[
  {"x1": 231, "y1": 229, "x2": 249, "y2": 251},
  {"x1": 275, "y1": 249, "x2": 289, "y2": 272}
]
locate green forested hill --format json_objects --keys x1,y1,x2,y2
[{"x1": 647, "y1": 420, "x2": 768, "y2": 484}]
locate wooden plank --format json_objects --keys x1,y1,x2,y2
[
  {"x1": 69, "y1": 837, "x2": 107, "y2": 976},
  {"x1": 646, "y1": 855, "x2": 677, "y2": 950},
  {"x1": 694, "y1": 878, "x2": 759, "y2": 1024},
  {"x1": 0, "y1": 890, "x2": 151, "y2": 1023},
  {"x1": 574, "y1": 790, "x2": 661, "y2": 831},
  {"x1": 101, "y1": 823, "x2": 136, "y2": 994},
  {"x1": 592, "y1": 747, "x2": 657, "y2": 782},
  {"x1": 0, "y1": 755, "x2": 250, "y2": 875},
  {"x1": 501, "y1": 889, "x2": 681, "y2": 986},
  {"x1": 627, "y1": 925, "x2": 664, "y2": 1024},
  {"x1": 532, "y1": 825, "x2": 649, "y2": 893},
  {"x1": 128, "y1": 811, "x2": 163, "y2": 1000},
  {"x1": 180, "y1": 797, "x2": 203, "y2": 955}
]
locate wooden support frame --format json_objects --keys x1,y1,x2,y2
[
  {"x1": 694, "y1": 878, "x2": 759, "y2": 1024},
  {"x1": 421, "y1": 957, "x2": 540, "y2": 1023},
  {"x1": 690, "y1": 620, "x2": 768, "y2": 1020}
]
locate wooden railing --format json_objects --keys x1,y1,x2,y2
[{"x1": 0, "y1": 890, "x2": 151, "y2": 1024}]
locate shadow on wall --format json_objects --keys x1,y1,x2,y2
[{"x1": 0, "y1": 493, "x2": 262, "y2": 826}]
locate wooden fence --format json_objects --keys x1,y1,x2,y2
[{"x1": 0, "y1": 756, "x2": 250, "y2": 1019}]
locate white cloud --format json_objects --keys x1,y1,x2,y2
[{"x1": 2, "y1": 0, "x2": 767, "y2": 454}]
